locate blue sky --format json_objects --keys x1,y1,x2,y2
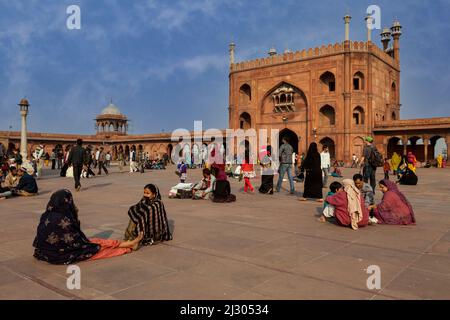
[{"x1": 0, "y1": 0, "x2": 449, "y2": 135}]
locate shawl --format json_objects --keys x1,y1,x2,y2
[
  {"x1": 391, "y1": 152, "x2": 401, "y2": 170},
  {"x1": 381, "y1": 179, "x2": 416, "y2": 223},
  {"x1": 342, "y1": 179, "x2": 363, "y2": 230},
  {"x1": 302, "y1": 143, "x2": 321, "y2": 171},
  {"x1": 33, "y1": 189, "x2": 100, "y2": 264},
  {"x1": 127, "y1": 185, "x2": 172, "y2": 246}
]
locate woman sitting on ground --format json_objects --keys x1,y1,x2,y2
[
  {"x1": 368, "y1": 180, "x2": 416, "y2": 225},
  {"x1": 33, "y1": 189, "x2": 142, "y2": 265},
  {"x1": 192, "y1": 168, "x2": 216, "y2": 200},
  {"x1": 325, "y1": 179, "x2": 369, "y2": 230},
  {"x1": 210, "y1": 166, "x2": 236, "y2": 203},
  {"x1": 125, "y1": 184, "x2": 172, "y2": 246}
]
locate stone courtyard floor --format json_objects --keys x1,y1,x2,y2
[{"x1": 0, "y1": 165, "x2": 449, "y2": 300}]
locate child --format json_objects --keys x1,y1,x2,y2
[
  {"x1": 241, "y1": 155, "x2": 255, "y2": 193},
  {"x1": 179, "y1": 161, "x2": 188, "y2": 183},
  {"x1": 331, "y1": 162, "x2": 343, "y2": 178},
  {"x1": 383, "y1": 158, "x2": 391, "y2": 180},
  {"x1": 319, "y1": 181, "x2": 343, "y2": 222}
]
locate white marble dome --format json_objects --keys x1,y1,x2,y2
[{"x1": 101, "y1": 103, "x2": 122, "y2": 115}]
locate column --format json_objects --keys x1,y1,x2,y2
[
  {"x1": 423, "y1": 138, "x2": 429, "y2": 162},
  {"x1": 343, "y1": 41, "x2": 352, "y2": 163},
  {"x1": 20, "y1": 111, "x2": 28, "y2": 159},
  {"x1": 402, "y1": 137, "x2": 408, "y2": 155}
]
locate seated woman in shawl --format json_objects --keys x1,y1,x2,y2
[
  {"x1": 325, "y1": 179, "x2": 369, "y2": 230},
  {"x1": 125, "y1": 184, "x2": 172, "y2": 245},
  {"x1": 368, "y1": 180, "x2": 416, "y2": 225},
  {"x1": 33, "y1": 189, "x2": 142, "y2": 265},
  {"x1": 210, "y1": 166, "x2": 236, "y2": 203},
  {"x1": 192, "y1": 168, "x2": 216, "y2": 200}
]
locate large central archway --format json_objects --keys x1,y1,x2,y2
[{"x1": 279, "y1": 129, "x2": 299, "y2": 154}]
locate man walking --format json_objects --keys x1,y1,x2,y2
[
  {"x1": 320, "y1": 146, "x2": 331, "y2": 188},
  {"x1": 97, "y1": 147, "x2": 109, "y2": 175},
  {"x1": 68, "y1": 139, "x2": 88, "y2": 191},
  {"x1": 94, "y1": 148, "x2": 100, "y2": 169},
  {"x1": 33, "y1": 145, "x2": 45, "y2": 179},
  {"x1": 129, "y1": 146, "x2": 137, "y2": 173},
  {"x1": 276, "y1": 137, "x2": 295, "y2": 194},
  {"x1": 360, "y1": 136, "x2": 378, "y2": 194}
]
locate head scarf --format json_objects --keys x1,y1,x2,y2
[
  {"x1": 302, "y1": 142, "x2": 321, "y2": 170},
  {"x1": 380, "y1": 179, "x2": 416, "y2": 223},
  {"x1": 365, "y1": 136, "x2": 374, "y2": 143},
  {"x1": 342, "y1": 179, "x2": 363, "y2": 230},
  {"x1": 33, "y1": 189, "x2": 100, "y2": 264},
  {"x1": 127, "y1": 184, "x2": 172, "y2": 245}
]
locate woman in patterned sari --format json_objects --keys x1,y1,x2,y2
[
  {"x1": 33, "y1": 189, "x2": 142, "y2": 265},
  {"x1": 125, "y1": 184, "x2": 172, "y2": 246}
]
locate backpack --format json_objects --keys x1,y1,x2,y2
[{"x1": 369, "y1": 146, "x2": 384, "y2": 167}]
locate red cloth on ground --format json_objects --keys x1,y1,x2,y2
[
  {"x1": 88, "y1": 238, "x2": 131, "y2": 261},
  {"x1": 326, "y1": 192, "x2": 369, "y2": 228}
]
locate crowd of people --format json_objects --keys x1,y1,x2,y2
[{"x1": 0, "y1": 136, "x2": 445, "y2": 265}]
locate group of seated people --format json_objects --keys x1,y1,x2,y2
[
  {"x1": 0, "y1": 166, "x2": 39, "y2": 199},
  {"x1": 169, "y1": 166, "x2": 236, "y2": 203},
  {"x1": 144, "y1": 159, "x2": 166, "y2": 170},
  {"x1": 320, "y1": 173, "x2": 416, "y2": 229},
  {"x1": 33, "y1": 184, "x2": 172, "y2": 265}
]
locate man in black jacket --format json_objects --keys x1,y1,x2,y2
[{"x1": 68, "y1": 139, "x2": 88, "y2": 191}]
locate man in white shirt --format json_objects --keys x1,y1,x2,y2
[
  {"x1": 129, "y1": 147, "x2": 137, "y2": 173},
  {"x1": 94, "y1": 148, "x2": 100, "y2": 168},
  {"x1": 33, "y1": 145, "x2": 45, "y2": 178},
  {"x1": 320, "y1": 146, "x2": 331, "y2": 187}
]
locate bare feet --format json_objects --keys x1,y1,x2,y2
[
  {"x1": 299, "y1": 197, "x2": 307, "y2": 201},
  {"x1": 318, "y1": 216, "x2": 327, "y2": 223},
  {"x1": 316, "y1": 199, "x2": 324, "y2": 203},
  {"x1": 131, "y1": 232, "x2": 144, "y2": 251}
]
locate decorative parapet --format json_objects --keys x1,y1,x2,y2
[
  {"x1": 374, "y1": 117, "x2": 450, "y2": 131},
  {"x1": 230, "y1": 41, "x2": 398, "y2": 72}
]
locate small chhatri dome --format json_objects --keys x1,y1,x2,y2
[
  {"x1": 101, "y1": 102, "x2": 122, "y2": 115},
  {"x1": 18, "y1": 98, "x2": 29, "y2": 106}
]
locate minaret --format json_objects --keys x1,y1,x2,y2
[
  {"x1": 365, "y1": 15, "x2": 373, "y2": 42},
  {"x1": 391, "y1": 20, "x2": 402, "y2": 62},
  {"x1": 380, "y1": 27, "x2": 392, "y2": 51},
  {"x1": 229, "y1": 42, "x2": 235, "y2": 65},
  {"x1": 344, "y1": 14, "x2": 352, "y2": 41},
  {"x1": 17, "y1": 98, "x2": 30, "y2": 160}
]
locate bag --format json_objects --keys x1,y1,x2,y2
[
  {"x1": 60, "y1": 163, "x2": 68, "y2": 177},
  {"x1": 369, "y1": 147, "x2": 384, "y2": 167},
  {"x1": 298, "y1": 172, "x2": 305, "y2": 182},
  {"x1": 177, "y1": 189, "x2": 192, "y2": 199}
]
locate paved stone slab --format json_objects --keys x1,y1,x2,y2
[{"x1": 0, "y1": 166, "x2": 449, "y2": 299}]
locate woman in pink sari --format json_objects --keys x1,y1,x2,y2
[
  {"x1": 369, "y1": 179, "x2": 416, "y2": 225},
  {"x1": 325, "y1": 179, "x2": 369, "y2": 230}
]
